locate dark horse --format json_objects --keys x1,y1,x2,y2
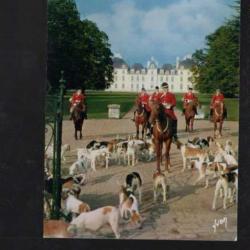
[
  {"x1": 184, "y1": 100, "x2": 199, "y2": 132},
  {"x1": 72, "y1": 103, "x2": 85, "y2": 140},
  {"x1": 134, "y1": 102, "x2": 149, "y2": 139},
  {"x1": 149, "y1": 101, "x2": 174, "y2": 173},
  {"x1": 212, "y1": 101, "x2": 225, "y2": 139}
]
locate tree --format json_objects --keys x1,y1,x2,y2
[
  {"x1": 190, "y1": 1, "x2": 239, "y2": 97},
  {"x1": 48, "y1": 0, "x2": 113, "y2": 90}
]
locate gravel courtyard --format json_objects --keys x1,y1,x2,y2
[{"x1": 46, "y1": 109, "x2": 238, "y2": 240}]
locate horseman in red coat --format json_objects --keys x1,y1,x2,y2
[
  {"x1": 210, "y1": 89, "x2": 227, "y2": 120},
  {"x1": 159, "y1": 82, "x2": 178, "y2": 141},
  {"x1": 132, "y1": 87, "x2": 151, "y2": 121},
  {"x1": 69, "y1": 89, "x2": 87, "y2": 120},
  {"x1": 182, "y1": 86, "x2": 198, "y2": 115},
  {"x1": 149, "y1": 86, "x2": 162, "y2": 102}
]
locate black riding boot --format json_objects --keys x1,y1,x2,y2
[
  {"x1": 182, "y1": 108, "x2": 185, "y2": 115},
  {"x1": 172, "y1": 119, "x2": 178, "y2": 142},
  {"x1": 210, "y1": 109, "x2": 213, "y2": 121},
  {"x1": 132, "y1": 111, "x2": 136, "y2": 121},
  {"x1": 194, "y1": 107, "x2": 198, "y2": 115},
  {"x1": 224, "y1": 108, "x2": 227, "y2": 119}
]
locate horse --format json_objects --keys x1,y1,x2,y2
[
  {"x1": 212, "y1": 101, "x2": 225, "y2": 138},
  {"x1": 149, "y1": 101, "x2": 173, "y2": 173},
  {"x1": 72, "y1": 103, "x2": 85, "y2": 140},
  {"x1": 134, "y1": 102, "x2": 149, "y2": 139},
  {"x1": 184, "y1": 100, "x2": 199, "y2": 132}
]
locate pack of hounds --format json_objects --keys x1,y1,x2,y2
[{"x1": 44, "y1": 135, "x2": 238, "y2": 238}]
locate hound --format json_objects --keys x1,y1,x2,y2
[
  {"x1": 67, "y1": 206, "x2": 120, "y2": 239},
  {"x1": 118, "y1": 187, "x2": 143, "y2": 229},
  {"x1": 44, "y1": 220, "x2": 72, "y2": 238},
  {"x1": 212, "y1": 171, "x2": 238, "y2": 210},
  {"x1": 153, "y1": 172, "x2": 168, "y2": 204},
  {"x1": 176, "y1": 140, "x2": 209, "y2": 172},
  {"x1": 187, "y1": 136, "x2": 214, "y2": 149},
  {"x1": 61, "y1": 189, "x2": 91, "y2": 219},
  {"x1": 45, "y1": 144, "x2": 70, "y2": 162},
  {"x1": 192, "y1": 160, "x2": 229, "y2": 188},
  {"x1": 224, "y1": 140, "x2": 237, "y2": 158},
  {"x1": 124, "y1": 172, "x2": 142, "y2": 203}
]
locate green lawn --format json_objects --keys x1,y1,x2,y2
[
  {"x1": 45, "y1": 91, "x2": 239, "y2": 121},
  {"x1": 45, "y1": 91, "x2": 137, "y2": 119}
]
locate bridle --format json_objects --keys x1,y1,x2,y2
[
  {"x1": 136, "y1": 109, "x2": 144, "y2": 117},
  {"x1": 214, "y1": 102, "x2": 223, "y2": 117},
  {"x1": 156, "y1": 118, "x2": 169, "y2": 134}
]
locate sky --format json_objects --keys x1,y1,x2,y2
[{"x1": 75, "y1": 0, "x2": 235, "y2": 65}]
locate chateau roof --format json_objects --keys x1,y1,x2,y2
[
  {"x1": 131, "y1": 63, "x2": 144, "y2": 71},
  {"x1": 112, "y1": 57, "x2": 128, "y2": 68}
]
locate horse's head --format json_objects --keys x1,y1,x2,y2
[
  {"x1": 214, "y1": 101, "x2": 224, "y2": 116},
  {"x1": 136, "y1": 101, "x2": 144, "y2": 113},
  {"x1": 148, "y1": 101, "x2": 163, "y2": 124},
  {"x1": 72, "y1": 103, "x2": 83, "y2": 121}
]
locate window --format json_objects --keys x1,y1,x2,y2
[
  {"x1": 160, "y1": 76, "x2": 163, "y2": 81},
  {"x1": 122, "y1": 70, "x2": 125, "y2": 74},
  {"x1": 114, "y1": 76, "x2": 117, "y2": 81},
  {"x1": 150, "y1": 85, "x2": 154, "y2": 89},
  {"x1": 166, "y1": 76, "x2": 168, "y2": 81},
  {"x1": 142, "y1": 76, "x2": 145, "y2": 81},
  {"x1": 171, "y1": 84, "x2": 174, "y2": 90},
  {"x1": 122, "y1": 76, "x2": 125, "y2": 81},
  {"x1": 115, "y1": 84, "x2": 117, "y2": 89},
  {"x1": 151, "y1": 77, "x2": 154, "y2": 81},
  {"x1": 131, "y1": 76, "x2": 133, "y2": 81},
  {"x1": 171, "y1": 76, "x2": 174, "y2": 82},
  {"x1": 180, "y1": 71, "x2": 183, "y2": 75},
  {"x1": 142, "y1": 84, "x2": 144, "y2": 88},
  {"x1": 122, "y1": 84, "x2": 125, "y2": 89},
  {"x1": 136, "y1": 84, "x2": 139, "y2": 89},
  {"x1": 180, "y1": 77, "x2": 183, "y2": 82},
  {"x1": 131, "y1": 84, "x2": 133, "y2": 89},
  {"x1": 180, "y1": 83, "x2": 183, "y2": 90},
  {"x1": 137, "y1": 76, "x2": 139, "y2": 81}
]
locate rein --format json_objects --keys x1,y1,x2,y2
[
  {"x1": 214, "y1": 102, "x2": 223, "y2": 117},
  {"x1": 136, "y1": 110, "x2": 144, "y2": 117},
  {"x1": 156, "y1": 118, "x2": 169, "y2": 134}
]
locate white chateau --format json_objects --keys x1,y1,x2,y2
[{"x1": 108, "y1": 56, "x2": 194, "y2": 93}]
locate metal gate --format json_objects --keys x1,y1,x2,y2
[{"x1": 45, "y1": 71, "x2": 65, "y2": 219}]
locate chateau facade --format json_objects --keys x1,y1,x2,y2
[{"x1": 108, "y1": 57, "x2": 194, "y2": 93}]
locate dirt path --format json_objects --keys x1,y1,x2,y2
[{"x1": 47, "y1": 108, "x2": 238, "y2": 240}]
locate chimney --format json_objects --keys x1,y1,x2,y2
[{"x1": 176, "y1": 56, "x2": 180, "y2": 69}]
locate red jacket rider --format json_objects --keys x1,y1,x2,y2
[
  {"x1": 210, "y1": 89, "x2": 226, "y2": 119},
  {"x1": 160, "y1": 84, "x2": 177, "y2": 120},
  {"x1": 182, "y1": 87, "x2": 198, "y2": 114},
  {"x1": 150, "y1": 86, "x2": 162, "y2": 103},
  {"x1": 137, "y1": 88, "x2": 151, "y2": 112}
]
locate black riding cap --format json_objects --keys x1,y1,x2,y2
[{"x1": 161, "y1": 82, "x2": 169, "y2": 88}]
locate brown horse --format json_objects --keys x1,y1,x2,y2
[
  {"x1": 212, "y1": 101, "x2": 225, "y2": 138},
  {"x1": 149, "y1": 101, "x2": 173, "y2": 173},
  {"x1": 134, "y1": 103, "x2": 149, "y2": 139},
  {"x1": 184, "y1": 100, "x2": 199, "y2": 132},
  {"x1": 72, "y1": 103, "x2": 85, "y2": 140}
]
